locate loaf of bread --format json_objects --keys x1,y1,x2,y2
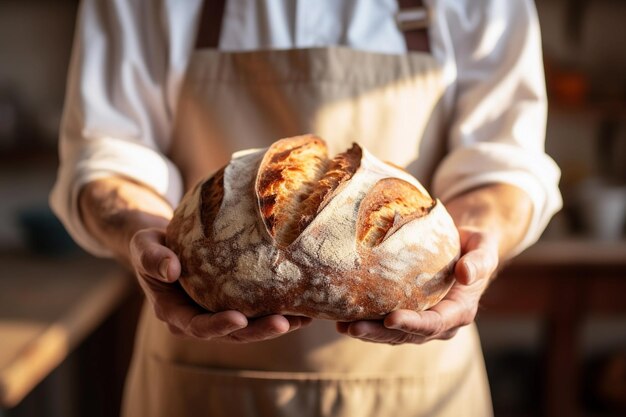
[{"x1": 166, "y1": 135, "x2": 460, "y2": 321}]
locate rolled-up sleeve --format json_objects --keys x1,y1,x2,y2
[
  {"x1": 432, "y1": 0, "x2": 562, "y2": 256},
  {"x1": 50, "y1": 0, "x2": 201, "y2": 256}
]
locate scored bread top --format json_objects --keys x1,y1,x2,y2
[
  {"x1": 255, "y1": 135, "x2": 435, "y2": 249},
  {"x1": 256, "y1": 135, "x2": 364, "y2": 247},
  {"x1": 256, "y1": 136, "x2": 328, "y2": 247},
  {"x1": 296, "y1": 143, "x2": 362, "y2": 238},
  {"x1": 358, "y1": 178, "x2": 435, "y2": 247}
]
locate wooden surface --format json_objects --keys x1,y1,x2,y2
[
  {"x1": 481, "y1": 238, "x2": 626, "y2": 417},
  {"x1": 0, "y1": 253, "x2": 131, "y2": 408},
  {"x1": 510, "y1": 238, "x2": 626, "y2": 267}
]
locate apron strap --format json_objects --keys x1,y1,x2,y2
[
  {"x1": 397, "y1": 0, "x2": 430, "y2": 52},
  {"x1": 195, "y1": 0, "x2": 227, "y2": 49},
  {"x1": 195, "y1": 0, "x2": 430, "y2": 52}
]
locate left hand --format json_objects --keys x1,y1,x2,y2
[{"x1": 336, "y1": 226, "x2": 499, "y2": 345}]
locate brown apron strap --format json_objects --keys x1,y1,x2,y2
[
  {"x1": 397, "y1": 0, "x2": 430, "y2": 52},
  {"x1": 195, "y1": 0, "x2": 227, "y2": 49},
  {"x1": 194, "y1": 0, "x2": 429, "y2": 52}
]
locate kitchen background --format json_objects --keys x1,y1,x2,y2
[{"x1": 0, "y1": 0, "x2": 624, "y2": 416}]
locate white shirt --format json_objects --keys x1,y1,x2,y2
[{"x1": 50, "y1": 0, "x2": 562, "y2": 257}]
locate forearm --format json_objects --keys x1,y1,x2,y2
[
  {"x1": 78, "y1": 176, "x2": 174, "y2": 265},
  {"x1": 444, "y1": 183, "x2": 533, "y2": 259}
]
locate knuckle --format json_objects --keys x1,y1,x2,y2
[
  {"x1": 166, "y1": 324, "x2": 184, "y2": 337},
  {"x1": 130, "y1": 230, "x2": 151, "y2": 254},
  {"x1": 188, "y1": 326, "x2": 205, "y2": 339},
  {"x1": 420, "y1": 327, "x2": 438, "y2": 338},
  {"x1": 152, "y1": 304, "x2": 167, "y2": 322},
  {"x1": 139, "y1": 248, "x2": 166, "y2": 277},
  {"x1": 143, "y1": 246, "x2": 161, "y2": 264},
  {"x1": 439, "y1": 329, "x2": 459, "y2": 340},
  {"x1": 425, "y1": 322, "x2": 445, "y2": 337},
  {"x1": 225, "y1": 333, "x2": 247, "y2": 343},
  {"x1": 459, "y1": 309, "x2": 477, "y2": 327},
  {"x1": 486, "y1": 254, "x2": 499, "y2": 275},
  {"x1": 129, "y1": 232, "x2": 141, "y2": 251},
  {"x1": 138, "y1": 250, "x2": 153, "y2": 270},
  {"x1": 187, "y1": 318, "x2": 209, "y2": 339},
  {"x1": 394, "y1": 332, "x2": 414, "y2": 345}
]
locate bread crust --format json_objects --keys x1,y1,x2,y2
[{"x1": 166, "y1": 135, "x2": 460, "y2": 320}]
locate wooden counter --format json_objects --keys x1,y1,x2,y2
[
  {"x1": 506, "y1": 238, "x2": 626, "y2": 267},
  {"x1": 0, "y1": 253, "x2": 132, "y2": 408}
]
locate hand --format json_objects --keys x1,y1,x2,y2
[
  {"x1": 130, "y1": 228, "x2": 312, "y2": 342},
  {"x1": 336, "y1": 227, "x2": 498, "y2": 345}
]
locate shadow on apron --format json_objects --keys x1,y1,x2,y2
[{"x1": 145, "y1": 337, "x2": 487, "y2": 417}]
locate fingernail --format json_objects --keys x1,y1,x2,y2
[
  {"x1": 349, "y1": 324, "x2": 366, "y2": 337},
  {"x1": 386, "y1": 321, "x2": 402, "y2": 330},
  {"x1": 159, "y1": 259, "x2": 170, "y2": 281}
]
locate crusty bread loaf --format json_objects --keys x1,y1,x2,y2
[{"x1": 166, "y1": 135, "x2": 460, "y2": 321}]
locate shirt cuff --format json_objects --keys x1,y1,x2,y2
[
  {"x1": 432, "y1": 142, "x2": 562, "y2": 258},
  {"x1": 50, "y1": 136, "x2": 183, "y2": 257}
]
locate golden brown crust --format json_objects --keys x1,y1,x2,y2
[
  {"x1": 256, "y1": 135, "x2": 329, "y2": 247},
  {"x1": 296, "y1": 143, "x2": 362, "y2": 236},
  {"x1": 357, "y1": 178, "x2": 435, "y2": 247}
]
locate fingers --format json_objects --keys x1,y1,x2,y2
[
  {"x1": 150, "y1": 287, "x2": 310, "y2": 342},
  {"x1": 148, "y1": 281, "x2": 212, "y2": 330},
  {"x1": 384, "y1": 310, "x2": 447, "y2": 338},
  {"x1": 286, "y1": 315, "x2": 313, "y2": 330},
  {"x1": 384, "y1": 309, "x2": 442, "y2": 336},
  {"x1": 155, "y1": 294, "x2": 311, "y2": 343},
  {"x1": 224, "y1": 315, "x2": 312, "y2": 343},
  {"x1": 338, "y1": 282, "x2": 481, "y2": 345},
  {"x1": 336, "y1": 320, "x2": 422, "y2": 345},
  {"x1": 152, "y1": 288, "x2": 310, "y2": 343},
  {"x1": 129, "y1": 228, "x2": 247, "y2": 340},
  {"x1": 225, "y1": 315, "x2": 290, "y2": 342},
  {"x1": 337, "y1": 311, "x2": 461, "y2": 345},
  {"x1": 384, "y1": 300, "x2": 473, "y2": 338},
  {"x1": 130, "y1": 227, "x2": 312, "y2": 343},
  {"x1": 186, "y1": 310, "x2": 249, "y2": 338}
]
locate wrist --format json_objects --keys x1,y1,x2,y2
[
  {"x1": 444, "y1": 184, "x2": 532, "y2": 258},
  {"x1": 118, "y1": 210, "x2": 170, "y2": 251},
  {"x1": 79, "y1": 177, "x2": 173, "y2": 264}
]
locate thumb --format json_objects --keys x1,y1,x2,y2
[
  {"x1": 159, "y1": 256, "x2": 180, "y2": 282},
  {"x1": 130, "y1": 228, "x2": 181, "y2": 283},
  {"x1": 454, "y1": 230, "x2": 499, "y2": 285}
]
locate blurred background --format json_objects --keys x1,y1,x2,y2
[{"x1": 0, "y1": 0, "x2": 624, "y2": 416}]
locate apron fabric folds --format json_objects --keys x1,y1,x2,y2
[{"x1": 122, "y1": 3, "x2": 493, "y2": 416}]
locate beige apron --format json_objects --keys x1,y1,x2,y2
[{"x1": 121, "y1": 10, "x2": 493, "y2": 417}]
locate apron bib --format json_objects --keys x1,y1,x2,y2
[{"x1": 122, "y1": 4, "x2": 492, "y2": 417}]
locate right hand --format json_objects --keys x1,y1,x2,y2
[{"x1": 130, "y1": 228, "x2": 312, "y2": 342}]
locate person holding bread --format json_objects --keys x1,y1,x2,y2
[{"x1": 51, "y1": 1, "x2": 562, "y2": 416}]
